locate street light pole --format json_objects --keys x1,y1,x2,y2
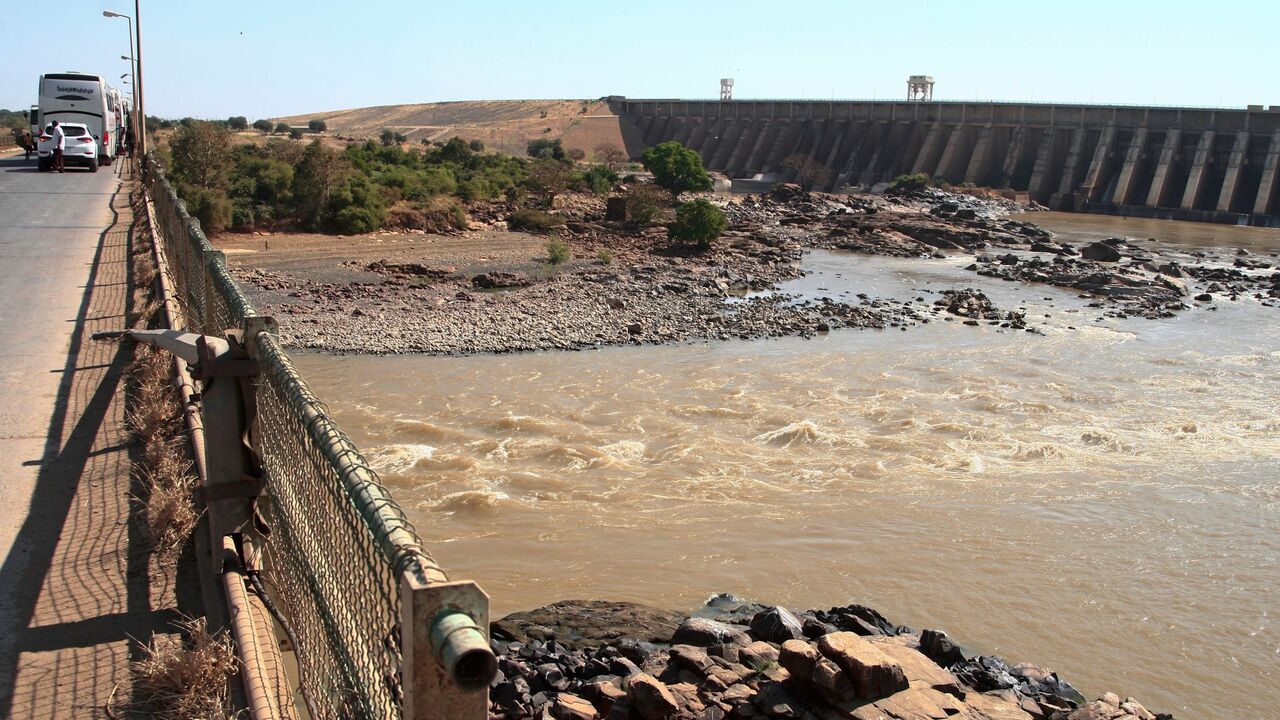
[
  {"x1": 103, "y1": 10, "x2": 139, "y2": 158},
  {"x1": 134, "y1": 0, "x2": 146, "y2": 156}
]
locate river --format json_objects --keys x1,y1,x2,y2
[{"x1": 294, "y1": 213, "x2": 1279, "y2": 719}]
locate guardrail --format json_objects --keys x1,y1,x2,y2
[{"x1": 141, "y1": 156, "x2": 494, "y2": 719}]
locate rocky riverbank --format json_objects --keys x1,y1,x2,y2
[
  {"x1": 220, "y1": 186, "x2": 1279, "y2": 355},
  {"x1": 485, "y1": 597, "x2": 1171, "y2": 720}
]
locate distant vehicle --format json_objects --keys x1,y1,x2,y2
[
  {"x1": 37, "y1": 71, "x2": 121, "y2": 166},
  {"x1": 37, "y1": 122, "x2": 100, "y2": 172}
]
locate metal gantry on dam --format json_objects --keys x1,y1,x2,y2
[{"x1": 610, "y1": 98, "x2": 1280, "y2": 226}]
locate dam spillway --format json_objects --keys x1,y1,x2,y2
[{"x1": 610, "y1": 98, "x2": 1280, "y2": 226}]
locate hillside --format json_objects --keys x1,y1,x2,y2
[{"x1": 275, "y1": 99, "x2": 646, "y2": 159}]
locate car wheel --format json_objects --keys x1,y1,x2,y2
[
  {"x1": 102, "y1": 155, "x2": 112, "y2": 166},
  {"x1": 37, "y1": 158, "x2": 50, "y2": 172},
  {"x1": 88, "y1": 158, "x2": 99, "y2": 173}
]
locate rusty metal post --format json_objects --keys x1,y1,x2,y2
[
  {"x1": 123, "y1": 329, "x2": 265, "y2": 567},
  {"x1": 401, "y1": 575, "x2": 494, "y2": 719}
]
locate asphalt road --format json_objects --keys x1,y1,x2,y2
[{"x1": 0, "y1": 151, "x2": 121, "y2": 586}]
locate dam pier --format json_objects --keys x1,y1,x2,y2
[{"x1": 611, "y1": 97, "x2": 1280, "y2": 227}]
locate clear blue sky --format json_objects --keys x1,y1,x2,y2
[{"x1": 2, "y1": 0, "x2": 1276, "y2": 119}]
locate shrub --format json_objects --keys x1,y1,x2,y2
[
  {"x1": 308, "y1": 118, "x2": 327, "y2": 133},
  {"x1": 508, "y1": 208, "x2": 564, "y2": 232},
  {"x1": 227, "y1": 116, "x2": 248, "y2": 131},
  {"x1": 580, "y1": 165, "x2": 619, "y2": 195},
  {"x1": 289, "y1": 128, "x2": 303, "y2": 140},
  {"x1": 625, "y1": 183, "x2": 668, "y2": 224},
  {"x1": 887, "y1": 173, "x2": 934, "y2": 193},
  {"x1": 231, "y1": 202, "x2": 254, "y2": 228},
  {"x1": 545, "y1": 236, "x2": 571, "y2": 265},
  {"x1": 669, "y1": 199, "x2": 726, "y2": 251},
  {"x1": 594, "y1": 144, "x2": 627, "y2": 171},
  {"x1": 333, "y1": 205, "x2": 381, "y2": 234},
  {"x1": 784, "y1": 153, "x2": 832, "y2": 191},
  {"x1": 252, "y1": 119, "x2": 273, "y2": 133},
  {"x1": 179, "y1": 185, "x2": 233, "y2": 236},
  {"x1": 527, "y1": 138, "x2": 566, "y2": 161},
  {"x1": 642, "y1": 141, "x2": 712, "y2": 198},
  {"x1": 468, "y1": 139, "x2": 485, "y2": 152},
  {"x1": 595, "y1": 248, "x2": 614, "y2": 264},
  {"x1": 567, "y1": 147, "x2": 586, "y2": 161},
  {"x1": 274, "y1": 122, "x2": 290, "y2": 134},
  {"x1": 525, "y1": 159, "x2": 572, "y2": 203}
]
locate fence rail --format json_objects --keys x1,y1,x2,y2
[{"x1": 142, "y1": 157, "x2": 483, "y2": 719}]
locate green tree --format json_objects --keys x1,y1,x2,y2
[
  {"x1": 669, "y1": 199, "x2": 726, "y2": 251},
  {"x1": 227, "y1": 116, "x2": 248, "y2": 131},
  {"x1": 289, "y1": 128, "x2": 304, "y2": 140},
  {"x1": 252, "y1": 119, "x2": 273, "y2": 133},
  {"x1": 293, "y1": 140, "x2": 350, "y2": 229},
  {"x1": 468, "y1": 139, "x2": 485, "y2": 152},
  {"x1": 641, "y1": 141, "x2": 712, "y2": 198},
  {"x1": 170, "y1": 121, "x2": 232, "y2": 188},
  {"x1": 308, "y1": 118, "x2": 328, "y2": 133},
  {"x1": 527, "y1": 138, "x2": 566, "y2": 161},
  {"x1": 380, "y1": 128, "x2": 397, "y2": 147},
  {"x1": 274, "y1": 121, "x2": 291, "y2": 134}
]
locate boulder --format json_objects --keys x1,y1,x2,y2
[
  {"x1": 808, "y1": 657, "x2": 854, "y2": 704},
  {"x1": 1080, "y1": 242, "x2": 1122, "y2": 262},
  {"x1": 1155, "y1": 274, "x2": 1188, "y2": 296},
  {"x1": 919, "y1": 628, "x2": 964, "y2": 667},
  {"x1": 491, "y1": 600, "x2": 686, "y2": 648},
  {"x1": 869, "y1": 638, "x2": 964, "y2": 697},
  {"x1": 471, "y1": 271, "x2": 531, "y2": 289},
  {"x1": 669, "y1": 645, "x2": 715, "y2": 675},
  {"x1": 671, "y1": 618, "x2": 750, "y2": 647},
  {"x1": 739, "y1": 641, "x2": 780, "y2": 669},
  {"x1": 817, "y1": 632, "x2": 909, "y2": 700},
  {"x1": 627, "y1": 673, "x2": 679, "y2": 720},
  {"x1": 778, "y1": 639, "x2": 821, "y2": 679},
  {"x1": 749, "y1": 606, "x2": 805, "y2": 643},
  {"x1": 553, "y1": 692, "x2": 599, "y2": 720}
]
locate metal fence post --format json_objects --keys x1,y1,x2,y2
[{"x1": 401, "y1": 575, "x2": 493, "y2": 719}]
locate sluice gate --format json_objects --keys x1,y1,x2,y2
[{"x1": 611, "y1": 98, "x2": 1280, "y2": 227}]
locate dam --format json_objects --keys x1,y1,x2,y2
[{"x1": 610, "y1": 97, "x2": 1280, "y2": 226}]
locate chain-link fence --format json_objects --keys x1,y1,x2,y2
[{"x1": 141, "y1": 158, "x2": 463, "y2": 719}]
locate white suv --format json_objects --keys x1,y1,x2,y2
[{"x1": 37, "y1": 123, "x2": 100, "y2": 172}]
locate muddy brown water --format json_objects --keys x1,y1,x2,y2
[{"x1": 295, "y1": 214, "x2": 1279, "y2": 719}]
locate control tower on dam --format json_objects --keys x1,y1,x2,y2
[{"x1": 609, "y1": 98, "x2": 1280, "y2": 227}]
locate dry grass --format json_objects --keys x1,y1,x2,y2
[
  {"x1": 127, "y1": 218, "x2": 200, "y2": 559},
  {"x1": 127, "y1": 341, "x2": 200, "y2": 557},
  {"x1": 131, "y1": 616, "x2": 240, "y2": 720}
]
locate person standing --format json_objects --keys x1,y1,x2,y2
[{"x1": 50, "y1": 120, "x2": 65, "y2": 173}]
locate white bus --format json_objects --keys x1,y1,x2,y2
[{"x1": 37, "y1": 71, "x2": 121, "y2": 165}]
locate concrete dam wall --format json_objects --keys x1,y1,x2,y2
[{"x1": 611, "y1": 98, "x2": 1280, "y2": 226}]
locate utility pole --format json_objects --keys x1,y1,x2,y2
[{"x1": 135, "y1": 0, "x2": 146, "y2": 156}]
